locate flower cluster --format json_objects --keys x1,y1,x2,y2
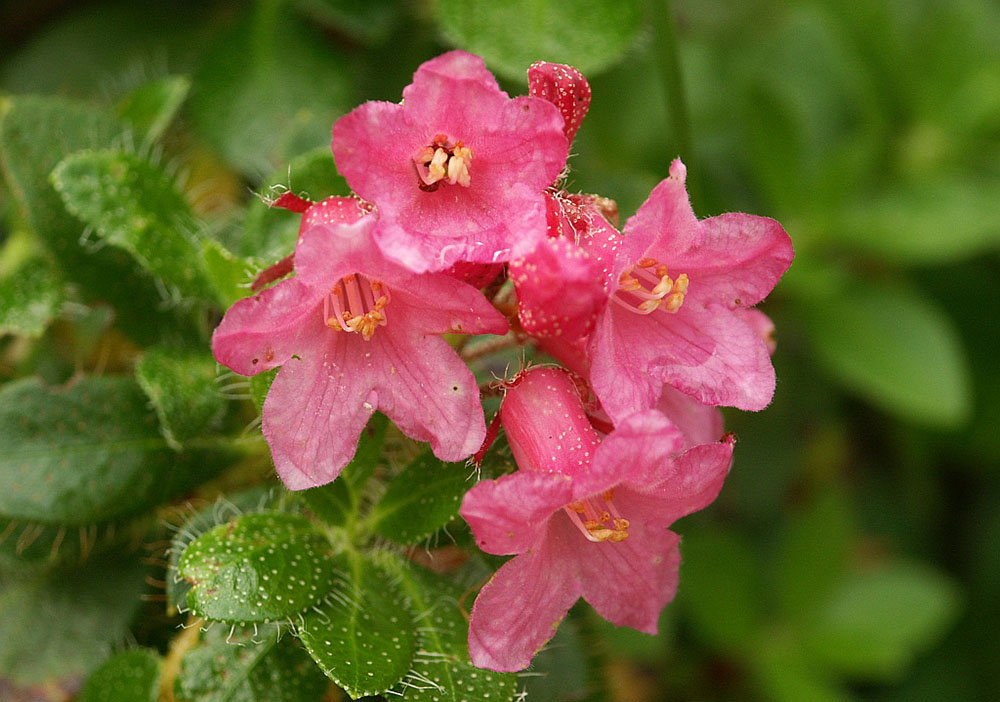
[{"x1": 212, "y1": 51, "x2": 792, "y2": 671}]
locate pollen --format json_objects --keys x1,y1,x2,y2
[
  {"x1": 412, "y1": 134, "x2": 474, "y2": 190},
  {"x1": 562, "y1": 489, "x2": 630, "y2": 543},
  {"x1": 323, "y1": 274, "x2": 390, "y2": 341},
  {"x1": 612, "y1": 256, "x2": 689, "y2": 316}
]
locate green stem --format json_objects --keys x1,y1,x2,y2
[{"x1": 651, "y1": 0, "x2": 701, "y2": 208}]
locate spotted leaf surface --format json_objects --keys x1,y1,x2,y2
[
  {"x1": 299, "y1": 553, "x2": 416, "y2": 698},
  {"x1": 174, "y1": 626, "x2": 328, "y2": 702},
  {"x1": 178, "y1": 513, "x2": 337, "y2": 623},
  {"x1": 389, "y1": 559, "x2": 519, "y2": 702},
  {"x1": 0, "y1": 257, "x2": 66, "y2": 338},
  {"x1": 0, "y1": 376, "x2": 235, "y2": 525},
  {"x1": 79, "y1": 648, "x2": 161, "y2": 702},
  {"x1": 51, "y1": 149, "x2": 216, "y2": 303},
  {"x1": 135, "y1": 346, "x2": 226, "y2": 449}
]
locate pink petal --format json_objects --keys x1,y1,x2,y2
[
  {"x1": 528, "y1": 61, "x2": 592, "y2": 143},
  {"x1": 626, "y1": 435, "x2": 736, "y2": 526},
  {"x1": 591, "y1": 410, "x2": 685, "y2": 487},
  {"x1": 262, "y1": 322, "x2": 375, "y2": 489},
  {"x1": 299, "y1": 196, "x2": 368, "y2": 233},
  {"x1": 556, "y1": 512, "x2": 681, "y2": 634},
  {"x1": 669, "y1": 214, "x2": 794, "y2": 309},
  {"x1": 389, "y1": 272, "x2": 509, "y2": 337},
  {"x1": 591, "y1": 301, "x2": 777, "y2": 420},
  {"x1": 468, "y1": 527, "x2": 582, "y2": 671},
  {"x1": 368, "y1": 318, "x2": 489, "y2": 462},
  {"x1": 211, "y1": 277, "x2": 319, "y2": 376},
  {"x1": 511, "y1": 236, "x2": 607, "y2": 340},
  {"x1": 460, "y1": 471, "x2": 574, "y2": 555},
  {"x1": 657, "y1": 385, "x2": 725, "y2": 449},
  {"x1": 500, "y1": 368, "x2": 600, "y2": 477},
  {"x1": 408, "y1": 50, "x2": 501, "y2": 95},
  {"x1": 618, "y1": 159, "x2": 698, "y2": 278},
  {"x1": 737, "y1": 307, "x2": 777, "y2": 355}
]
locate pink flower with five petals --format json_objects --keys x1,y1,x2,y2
[
  {"x1": 460, "y1": 368, "x2": 734, "y2": 671},
  {"x1": 212, "y1": 211, "x2": 508, "y2": 489},
  {"x1": 332, "y1": 51, "x2": 568, "y2": 273},
  {"x1": 590, "y1": 159, "x2": 794, "y2": 422}
]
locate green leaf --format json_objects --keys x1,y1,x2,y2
[
  {"x1": 174, "y1": 626, "x2": 329, "y2": 702},
  {"x1": 135, "y1": 346, "x2": 226, "y2": 449},
  {"x1": 386, "y1": 557, "x2": 519, "y2": 701},
  {"x1": 51, "y1": 149, "x2": 215, "y2": 303},
  {"x1": 301, "y1": 413, "x2": 388, "y2": 528},
  {"x1": 776, "y1": 490, "x2": 855, "y2": 627},
  {"x1": 178, "y1": 512, "x2": 337, "y2": 623},
  {"x1": 678, "y1": 527, "x2": 762, "y2": 653},
  {"x1": 803, "y1": 562, "x2": 961, "y2": 681},
  {"x1": 369, "y1": 451, "x2": 470, "y2": 544},
  {"x1": 189, "y1": 7, "x2": 354, "y2": 177},
  {"x1": 241, "y1": 147, "x2": 349, "y2": 262},
  {"x1": 0, "y1": 256, "x2": 65, "y2": 337},
  {"x1": 799, "y1": 277, "x2": 971, "y2": 427},
  {"x1": 79, "y1": 648, "x2": 161, "y2": 702},
  {"x1": 165, "y1": 488, "x2": 279, "y2": 613},
  {"x1": 752, "y1": 634, "x2": 850, "y2": 702},
  {"x1": 833, "y1": 177, "x2": 1000, "y2": 264},
  {"x1": 299, "y1": 552, "x2": 416, "y2": 698},
  {"x1": 435, "y1": 0, "x2": 642, "y2": 81},
  {"x1": 201, "y1": 238, "x2": 254, "y2": 307},
  {"x1": 250, "y1": 368, "x2": 279, "y2": 414},
  {"x1": 0, "y1": 548, "x2": 148, "y2": 685},
  {"x1": 115, "y1": 75, "x2": 191, "y2": 145},
  {"x1": 0, "y1": 95, "x2": 185, "y2": 345},
  {"x1": 0, "y1": 376, "x2": 237, "y2": 525}
]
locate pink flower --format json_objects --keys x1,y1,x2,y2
[
  {"x1": 460, "y1": 368, "x2": 734, "y2": 671},
  {"x1": 590, "y1": 159, "x2": 794, "y2": 422},
  {"x1": 332, "y1": 51, "x2": 568, "y2": 273},
  {"x1": 510, "y1": 192, "x2": 622, "y2": 340},
  {"x1": 212, "y1": 212, "x2": 508, "y2": 489}
]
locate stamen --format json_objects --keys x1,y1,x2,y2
[
  {"x1": 412, "y1": 136, "x2": 474, "y2": 190},
  {"x1": 613, "y1": 258, "x2": 689, "y2": 316},
  {"x1": 322, "y1": 274, "x2": 391, "y2": 340},
  {"x1": 562, "y1": 490, "x2": 629, "y2": 543}
]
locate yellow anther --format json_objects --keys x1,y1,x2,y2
[
  {"x1": 655, "y1": 264, "x2": 669, "y2": 277},
  {"x1": 651, "y1": 275, "x2": 673, "y2": 296},
  {"x1": 638, "y1": 298, "x2": 662, "y2": 313},
  {"x1": 663, "y1": 293, "x2": 685, "y2": 312},
  {"x1": 673, "y1": 273, "x2": 689, "y2": 294},
  {"x1": 613, "y1": 518, "x2": 630, "y2": 531},
  {"x1": 568, "y1": 501, "x2": 586, "y2": 513},
  {"x1": 414, "y1": 146, "x2": 435, "y2": 164},
  {"x1": 637, "y1": 257, "x2": 658, "y2": 268},
  {"x1": 427, "y1": 148, "x2": 448, "y2": 182},
  {"x1": 598, "y1": 511, "x2": 611, "y2": 524},
  {"x1": 601, "y1": 489, "x2": 615, "y2": 501}
]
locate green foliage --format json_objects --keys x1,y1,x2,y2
[
  {"x1": 0, "y1": 95, "x2": 184, "y2": 344},
  {"x1": 798, "y1": 276, "x2": 971, "y2": 427},
  {"x1": 369, "y1": 451, "x2": 471, "y2": 544},
  {"x1": 678, "y1": 527, "x2": 762, "y2": 654},
  {"x1": 436, "y1": 0, "x2": 642, "y2": 81},
  {"x1": 387, "y1": 558, "x2": 519, "y2": 701},
  {"x1": 0, "y1": 548, "x2": 148, "y2": 685},
  {"x1": 188, "y1": 2, "x2": 354, "y2": 177},
  {"x1": 51, "y1": 149, "x2": 216, "y2": 303},
  {"x1": 298, "y1": 552, "x2": 415, "y2": 698},
  {"x1": 115, "y1": 75, "x2": 191, "y2": 146},
  {"x1": 803, "y1": 563, "x2": 962, "y2": 681},
  {"x1": 135, "y1": 346, "x2": 226, "y2": 449},
  {"x1": 174, "y1": 627, "x2": 329, "y2": 702},
  {"x1": 0, "y1": 256, "x2": 65, "y2": 337},
  {"x1": 241, "y1": 147, "x2": 350, "y2": 263},
  {"x1": 301, "y1": 413, "x2": 388, "y2": 528},
  {"x1": 79, "y1": 648, "x2": 161, "y2": 702},
  {"x1": 0, "y1": 376, "x2": 235, "y2": 525},
  {"x1": 178, "y1": 513, "x2": 337, "y2": 623}
]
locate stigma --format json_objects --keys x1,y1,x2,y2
[
  {"x1": 412, "y1": 133, "x2": 473, "y2": 190},
  {"x1": 323, "y1": 273, "x2": 390, "y2": 341},
  {"x1": 563, "y1": 489, "x2": 629, "y2": 543},
  {"x1": 613, "y1": 257, "x2": 689, "y2": 315}
]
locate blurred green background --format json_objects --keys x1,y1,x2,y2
[{"x1": 1, "y1": 0, "x2": 997, "y2": 700}]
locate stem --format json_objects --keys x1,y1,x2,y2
[{"x1": 651, "y1": 0, "x2": 701, "y2": 208}]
